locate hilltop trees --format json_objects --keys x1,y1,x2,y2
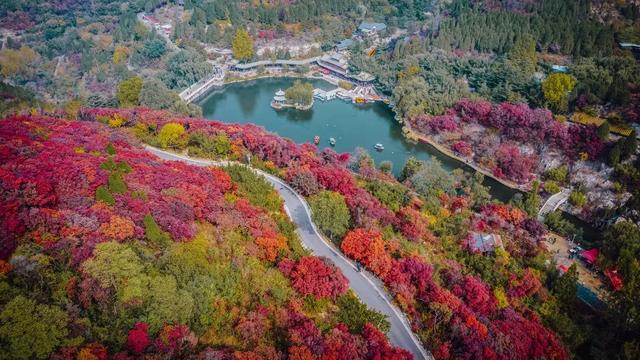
[{"x1": 232, "y1": 28, "x2": 254, "y2": 62}]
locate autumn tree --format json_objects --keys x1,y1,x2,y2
[
  {"x1": 542, "y1": 73, "x2": 576, "y2": 113},
  {"x1": 0, "y1": 46, "x2": 39, "y2": 78},
  {"x1": 232, "y1": 28, "x2": 254, "y2": 62},
  {"x1": 127, "y1": 322, "x2": 151, "y2": 354},
  {"x1": 309, "y1": 191, "x2": 351, "y2": 242},
  {"x1": 116, "y1": 76, "x2": 143, "y2": 107},
  {"x1": 0, "y1": 296, "x2": 69, "y2": 360},
  {"x1": 158, "y1": 122, "x2": 188, "y2": 149},
  {"x1": 341, "y1": 228, "x2": 392, "y2": 277},
  {"x1": 284, "y1": 256, "x2": 348, "y2": 299}
]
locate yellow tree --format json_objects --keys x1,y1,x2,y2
[
  {"x1": 542, "y1": 73, "x2": 576, "y2": 113},
  {"x1": 232, "y1": 28, "x2": 254, "y2": 62}
]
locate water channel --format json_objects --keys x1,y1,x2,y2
[{"x1": 198, "y1": 77, "x2": 599, "y2": 242}]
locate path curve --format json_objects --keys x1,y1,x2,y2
[{"x1": 145, "y1": 146, "x2": 431, "y2": 360}]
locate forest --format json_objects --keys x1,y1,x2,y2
[{"x1": 1, "y1": 0, "x2": 640, "y2": 359}]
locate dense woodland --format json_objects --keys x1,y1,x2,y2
[{"x1": 2, "y1": 0, "x2": 640, "y2": 359}]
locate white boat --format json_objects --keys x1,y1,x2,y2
[
  {"x1": 374, "y1": 143, "x2": 384, "y2": 151},
  {"x1": 329, "y1": 137, "x2": 336, "y2": 146}
]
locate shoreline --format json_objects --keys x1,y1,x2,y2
[
  {"x1": 402, "y1": 125, "x2": 530, "y2": 192},
  {"x1": 199, "y1": 73, "x2": 529, "y2": 193}
]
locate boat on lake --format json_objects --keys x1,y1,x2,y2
[
  {"x1": 314, "y1": 135, "x2": 320, "y2": 145},
  {"x1": 329, "y1": 137, "x2": 336, "y2": 146},
  {"x1": 374, "y1": 143, "x2": 384, "y2": 151}
]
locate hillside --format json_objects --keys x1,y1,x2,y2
[
  {"x1": 0, "y1": 113, "x2": 410, "y2": 359},
  {"x1": 87, "y1": 107, "x2": 575, "y2": 358}
]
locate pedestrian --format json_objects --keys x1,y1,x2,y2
[{"x1": 356, "y1": 261, "x2": 362, "y2": 272}]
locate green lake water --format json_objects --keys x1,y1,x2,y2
[{"x1": 198, "y1": 77, "x2": 517, "y2": 202}]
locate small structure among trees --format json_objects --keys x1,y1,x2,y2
[{"x1": 467, "y1": 233, "x2": 504, "y2": 254}]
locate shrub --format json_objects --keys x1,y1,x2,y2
[
  {"x1": 106, "y1": 142, "x2": 116, "y2": 155},
  {"x1": 546, "y1": 165, "x2": 568, "y2": 183},
  {"x1": 569, "y1": 191, "x2": 587, "y2": 208},
  {"x1": 158, "y1": 122, "x2": 188, "y2": 149},
  {"x1": 144, "y1": 214, "x2": 172, "y2": 247},
  {"x1": 336, "y1": 293, "x2": 390, "y2": 333},
  {"x1": 543, "y1": 181, "x2": 561, "y2": 194},
  {"x1": 95, "y1": 185, "x2": 115, "y2": 206},
  {"x1": 108, "y1": 114, "x2": 126, "y2": 128},
  {"x1": 108, "y1": 172, "x2": 128, "y2": 194}
]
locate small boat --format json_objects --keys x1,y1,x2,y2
[
  {"x1": 374, "y1": 143, "x2": 384, "y2": 151},
  {"x1": 314, "y1": 136, "x2": 320, "y2": 145},
  {"x1": 329, "y1": 137, "x2": 336, "y2": 146}
]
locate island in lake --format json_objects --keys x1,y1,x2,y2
[{"x1": 271, "y1": 80, "x2": 314, "y2": 110}]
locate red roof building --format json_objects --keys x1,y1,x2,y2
[
  {"x1": 605, "y1": 269, "x2": 623, "y2": 291},
  {"x1": 580, "y1": 248, "x2": 599, "y2": 265}
]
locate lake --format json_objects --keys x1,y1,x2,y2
[{"x1": 198, "y1": 77, "x2": 517, "y2": 202}]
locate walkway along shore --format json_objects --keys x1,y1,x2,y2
[
  {"x1": 402, "y1": 125, "x2": 530, "y2": 192},
  {"x1": 144, "y1": 145, "x2": 433, "y2": 360},
  {"x1": 191, "y1": 71, "x2": 529, "y2": 194}
]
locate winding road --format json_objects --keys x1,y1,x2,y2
[{"x1": 145, "y1": 146, "x2": 431, "y2": 360}]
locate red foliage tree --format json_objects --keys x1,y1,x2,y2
[
  {"x1": 127, "y1": 322, "x2": 150, "y2": 354},
  {"x1": 287, "y1": 256, "x2": 348, "y2": 299},
  {"x1": 341, "y1": 228, "x2": 392, "y2": 277}
]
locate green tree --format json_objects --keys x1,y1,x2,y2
[
  {"x1": 108, "y1": 172, "x2": 128, "y2": 194},
  {"x1": 139, "y1": 78, "x2": 180, "y2": 110},
  {"x1": 542, "y1": 73, "x2": 576, "y2": 113},
  {"x1": 523, "y1": 180, "x2": 541, "y2": 217},
  {"x1": 284, "y1": 80, "x2": 313, "y2": 106},
  {"x1": 553, "y1": 263, "x2": 578, "y2": 310},
  {"x1": 162, "y1": 50, "x2": 210, "y2": 90},
  {"x1": 232, "y1": 28, "x2": 254, "y2": 62},
  {"x1": 145, "y1": 275, "x2": 194, "y2": 333},
  {"x1": 116, "y1": 76, "x2": 143, "y2": 107},
  {"x1": 309, "y1": 191, "x2": 351, "y2": 242},
  {"x1": 392, "y1": 74, "x2": 429, "y2": 119},
  {"x1": 544, "y1": 210, "x2": 582, "y2": 239},
  {"x1": 144, "y1": 213, "x2": 172, "y2": 247},
  {"x1": 597, "y1": 121, "x2": 610, "y2": 140},
  {"x1": 508, "y1": 35, "x2": 538, "y2": 76},
  {"x1": 95, "y1": 185, "x2": 115, "y2": 206},
  {"x1": 0, "y1": 296, "x2": 69, "y2": 360},
  {"x1": 158, "y1": 123, "x2": 188, "y2": 149},
  {"x1": 400, "y1": 157, "x2": 423, "y2": 182},
  {"x1": 602, "y1": 221, "x2": 640, "y2": 341},
  {"x1": 408, "y1": 159, "x2": 455, "y2": 210},
  {"x1": 141, "y1": 39, "x2": 167, "y2": 60},
  {"x1": 335, "y1": 293, "x2": 390, "y2": 333},
  {"x1": 569, "y1": 190, "x2": 587, "y2": 208}
]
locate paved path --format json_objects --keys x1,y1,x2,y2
[
  {"x1": 145, "y1": 146, "x2": 431, "y2": 360},
  {"x1": 538, "y1": 188, "x2": 571, "y2": 220}
]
